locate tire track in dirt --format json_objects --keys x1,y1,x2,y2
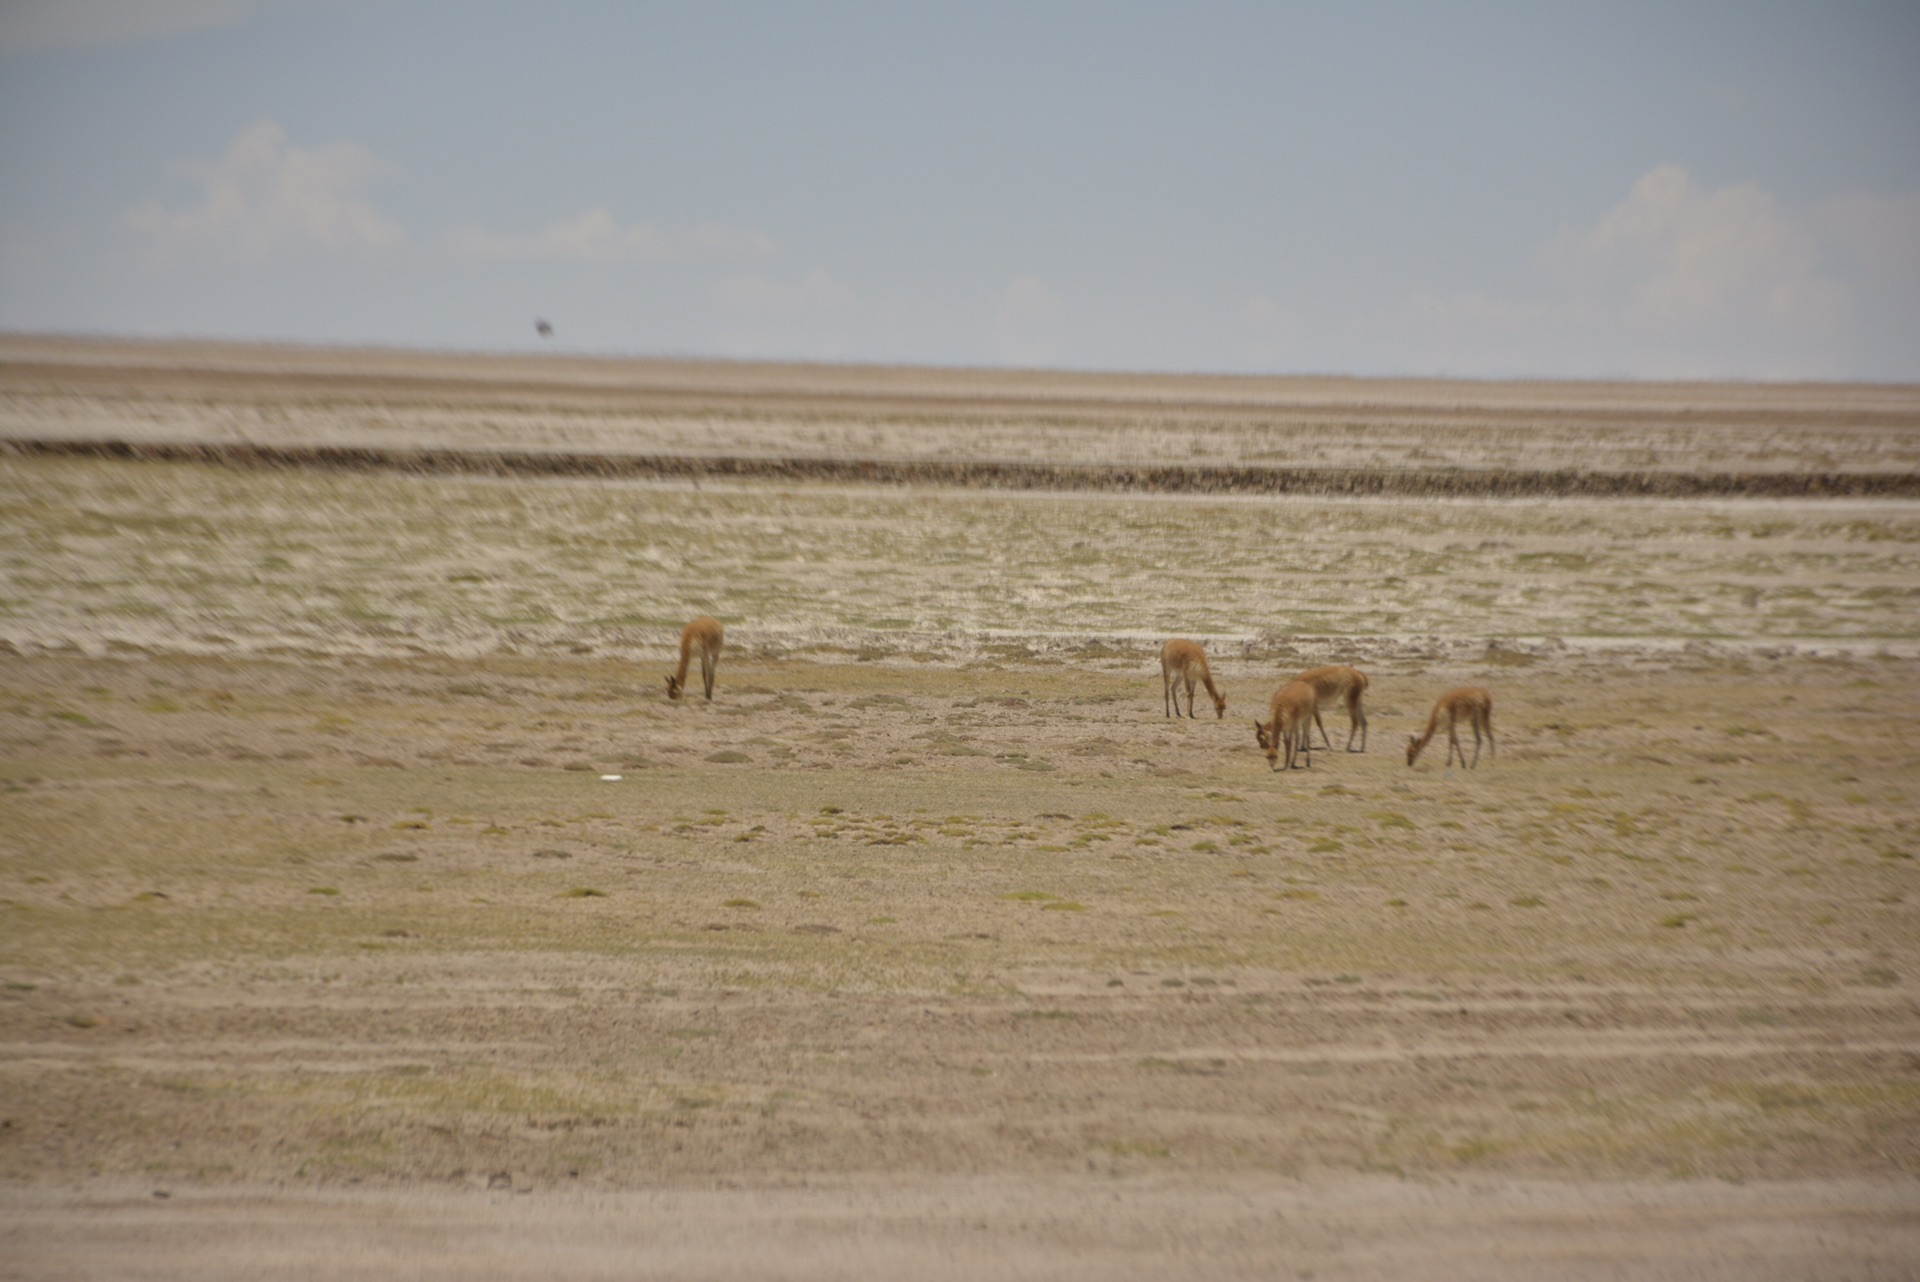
[
  {"x1": 1031, "y1": 1034, "x2": 1920, "y2": 1068},
  {"x1": 8, "y1": 1034, "x2": 1913, "y2": 1076}
]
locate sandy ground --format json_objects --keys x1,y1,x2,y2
[
  {"x1": 8, "y1": 1176, "x2": 1919, "y2": 1281},
  {"x1": 1, "y1": 339, "x2": 1917, "y2": 1277},
  {"x1": 3, "y1": 650, "x2": 1916, "y2": 1278}
]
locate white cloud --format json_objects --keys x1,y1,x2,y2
[
  {"x1": 991, "y1": 276, "x2": 1066, "y2": 367},
  {"x1": 449, "y1": 206, "x2": 776, "y2": 266},
  {"x1": 125, "y1": 120, "x2": 403, "y2": 264},
  {"x1": 1371, "y1": 164, "x2": 1920, "y2": 378},
  {"x1": 1537, "y1": 163, "x2": 1842, "y2": 327},
  {"x1": 0, "y1": 0, "x2": 278, "y2": 56}
]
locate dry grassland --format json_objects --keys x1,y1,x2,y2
[{"x1": 0, "y1": 340, "x2": 1917, "y2": 1279}]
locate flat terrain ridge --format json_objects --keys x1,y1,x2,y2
[{"x1": 6, "y1": 335, "x2": 1920, "y2": 488}]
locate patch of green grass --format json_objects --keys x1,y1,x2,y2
[
  {"x1": 558, "y1": 887, "x2": 607, "y2": 899},
  {"x1": 1448, "y1": 1136, "x2": 1507, "y2": 1163}
]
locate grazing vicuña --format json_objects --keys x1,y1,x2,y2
[
  {"x1": 666, "y1": 615, "x2": 725, "y2": 701},
  {"x1": 1406, "y1": 686, "x2": 1494, "y2": 768},
  {"x1": 1160, "y1": 638, "x2": 1227, "y2": 719},
  {"x1": 1254, "y1": 681, "x2": 1318, "y2": 771},
  {"x1": 1293, "y1": 664, "x2": 1369, "y2": 752}
]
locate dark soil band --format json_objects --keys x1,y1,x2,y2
[{"x1": 7, "y1": 436, "x2": 1917, "y2": 498}]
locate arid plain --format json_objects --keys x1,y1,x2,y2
[{"x1": 1, "y1": 338, "x2": 1918, "y2": 1279}]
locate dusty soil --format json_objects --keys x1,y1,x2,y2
[
  {"x1": 2, "y1": 649, "x2": 1917, "y2": 1277},
  {"x1": 7, "y1": 1176, "x2": 1918, "y2": 1281},
  {"x1": 1, "y1": 338, "x2": 1917, "y2": 1277}
]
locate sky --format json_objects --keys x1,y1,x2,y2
[{"x1": 1, "y1": 0, "x2": 1917, "y2": 381}]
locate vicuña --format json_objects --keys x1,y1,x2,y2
[
  {"x1": 665, "y1": 616, "x2": 725, "y2": 702},
  {"x1": 1160, "y1": 638, "x2": 1227, "y2": 719},
  {"x1": 1254, "y1": 681, "x2": 1318, "y2": 771},
  {"x1": 1292, "y1": 665, "x2": 1369, "y2": 752},
  {"x1": 1405, "y1": 686, "x2": 1494, "y2": 768}
]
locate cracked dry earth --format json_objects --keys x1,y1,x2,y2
[{"x1": 2, "y1": 647, "x2": 1918, "y2": 1279}]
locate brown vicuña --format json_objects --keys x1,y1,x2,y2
[
  {"x1": 1406, "y1": 686, "x2": 1494, "y2": 768},
  {"x1": 1293, "y1": 664, "x2": 1369, "y2": 752},
  {"x1": 1160, "y1": 638, "x2": 1227, "y2": 719},
  {"x1": 665, "y1": 616, "x2": 725, "y2": 701},
  {"x1": 1253, "y1": 681, "x2": 1318, "y2": 771}
]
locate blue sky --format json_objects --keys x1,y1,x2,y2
[{"x1": 2, "y1": 1, "x2": 1917, "y2": 379}]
